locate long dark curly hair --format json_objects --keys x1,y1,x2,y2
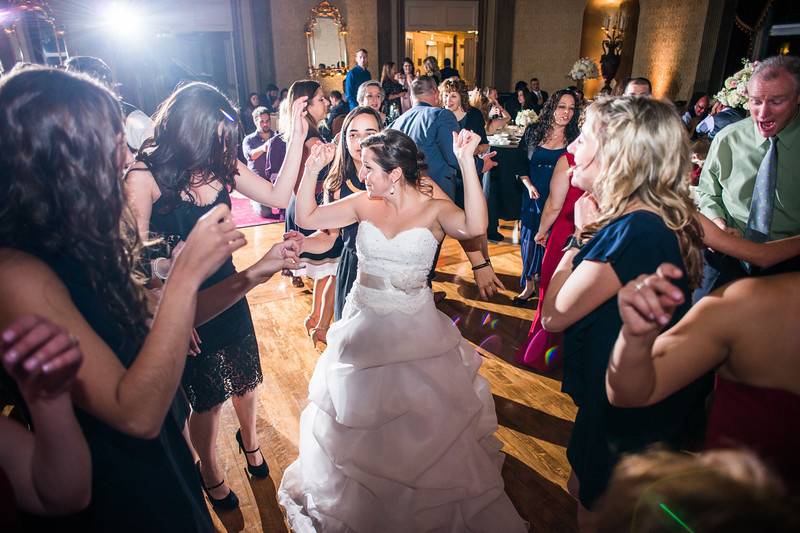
[
  {"x1": 138, "y1": 82, "x2": 240, "y2": 213},
  {"x1": 0, "y1": 66, "x2": 149, "y2": 343},
  {"x1": 522, "y1": 89, "x2": 581, "y2": 151}
]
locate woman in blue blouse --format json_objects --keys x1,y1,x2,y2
[{"x1": 541, "y1": 96, "x2": 707, "y2": 529}]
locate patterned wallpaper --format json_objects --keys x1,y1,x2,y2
[
  {"x1": 509, "y1": 0, "x2": 715, "y2": 101},
  {"x1": 631, "y1": 0, "x2": 711, "y2": 100},
  {"x1": 510, "y1": 0, "x2": 588, "y2": 95},
  {"x1": 270, "y1": 0, "x2": 378, "y2": 90}
]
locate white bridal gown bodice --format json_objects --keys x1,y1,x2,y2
[{"x1": 277, "y1": 221, "x2": 527, "y2": 533}]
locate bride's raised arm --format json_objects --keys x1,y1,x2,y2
[
  {"x1": 295, "y1": 142, "x2": 361, "y2": 231},
  {"x1": 436, "y1": 130, "x2": 488, "y2": 240}
]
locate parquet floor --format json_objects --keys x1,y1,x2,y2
[{"x1": 209, "y1": 220, "x2": 578, "y2": 532}]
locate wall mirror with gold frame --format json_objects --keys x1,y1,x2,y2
[{"x1": 305, "y1": 0, "x2": 348, "y2": 77}]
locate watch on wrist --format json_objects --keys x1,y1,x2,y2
[{"x1": 562, "y1": 234, "x2": 583, "y2": 252}]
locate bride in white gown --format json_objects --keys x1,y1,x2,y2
[{"x1": 278, "y1": 127, "x2": 527, "y2": 532}]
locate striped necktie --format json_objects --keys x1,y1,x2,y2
[{"x1": 745, "y1": 136, "x2": 778, "y2": 243}]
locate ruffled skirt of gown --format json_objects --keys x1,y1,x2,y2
[{"x1": 278, "y1": 284, "x2": 527, "y2": 533}]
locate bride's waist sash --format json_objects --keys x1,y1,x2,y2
[{"x1": 356, "y1": 270, "x2": 429, "y2": 294}]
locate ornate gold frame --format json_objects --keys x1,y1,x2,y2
[{"x1": 304, "y1": 1, "x2": 349, "y2": 77}]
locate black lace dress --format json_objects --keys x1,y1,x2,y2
[{"x1": 150, "y1": 186, "x2": 262, "y2": 412}]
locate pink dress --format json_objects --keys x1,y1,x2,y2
[{"x1": 515, "y1": 153, "x2": 581, "y2": 371}]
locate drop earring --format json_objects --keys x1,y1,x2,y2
[{"x1": 389, "y1": 180, "x2": 396, "y2": 195}]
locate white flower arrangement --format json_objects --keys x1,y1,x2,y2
[
  {"x1": 715, "y1": 59, "x2": 755, "y2": 110},
  {"x1": 515, "y1": 109, "x2": 539, "y2": 127},
  {"x1": 569, "y1": 58, "x2": 600, "y2": 81}
]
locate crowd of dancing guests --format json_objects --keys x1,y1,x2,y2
[{"x1": 1, "y1": 49, "x2": 799, "y2": 533}]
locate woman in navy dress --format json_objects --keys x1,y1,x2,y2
[
  {"x1": 514, "y1": 89, "x2": 580, "y2": 303},
  {"x1": 541, "y1": 97, "x2": 708, "y2": 528}
]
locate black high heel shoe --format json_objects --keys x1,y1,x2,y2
[
  {"x1": 235, "y1": 429, "x2": 269, "y2": 478},
  {"x1": 196, "y1": 461, "x2": 239, "y2": 510},
  {"x1": 512, "y1": 293, "x2": 536, "y2": 305}
]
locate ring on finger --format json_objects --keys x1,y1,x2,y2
[
  {"x1": 68, "y1": 334, "x2": 79, "y2": 346},
  {"x1": 634, "y1": 282, "x2": 645, "y2": 291}
]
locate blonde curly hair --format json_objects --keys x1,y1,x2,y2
[{"x1": 581, "y1": 96, "x2": 704, "y2": 288}]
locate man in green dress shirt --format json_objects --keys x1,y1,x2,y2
[{"x1": 694, "y1": 55, "x2": 800, "y2": 295}]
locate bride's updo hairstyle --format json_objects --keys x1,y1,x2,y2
[
  {"x1": 359, "y1": 130, "x2": 431, "y2": 195},
  {"x1": 582, "y1": 96, "x2": 704, "y2": 288}
]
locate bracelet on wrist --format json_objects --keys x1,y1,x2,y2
[{"x1": 471, "y1": 259, "x2": 492, "y2": 271}]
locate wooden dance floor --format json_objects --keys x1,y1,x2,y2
[{"x1": 212, "y1": 220, "x2": 578, "y2": 532}]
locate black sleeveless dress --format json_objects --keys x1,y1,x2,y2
[
  {"x1": 44, "y1": 255, "x2": 213, "y2": 532},
  {"x1": 333, "y1": 170, "x2": 365, "y2": 321},
  {"x1": 150, "y1": 186, "x2": 262, "y2": 411}
]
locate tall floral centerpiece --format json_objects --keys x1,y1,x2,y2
[
  {"x1": 568, "y1": 57, "x2": 600, "y2": 91},
  {"x1": 715, "y1": 59, "x2": 755, "y2": 110}
]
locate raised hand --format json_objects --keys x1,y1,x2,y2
[
  {"x1": 480, "y1": 151, "x2": 498, "y2": 173},
  {"x1": 305, "y1": 142, "x2": 336, "y2": 174},
  {"x1": 283, "y1": 230, "x2": 306, "y2": 254},
  {"x1": 1, "y1": 315, "x2": 83, "y2": 401},
  {"x1": 291, "y1": 96, "x2": 310, "y2": 139},
  {"x1": 173, "y1": 204, "x2": 246, "y2": 286},
  {"x1": 573, "y1": 192, "x2": 600, "y2": 232},
  {"x1": 453, "y1": 129, "x2": 482, "y2": 161},
  {"x1": 618, "y1": 263, "x2": 685, "y2": 337},
  {"x1": 250, "y1": 240, "x2": 305, "y2": 279}
]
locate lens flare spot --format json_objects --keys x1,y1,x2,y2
[
  {"x1": 479, "y1": 334, "x2": 503, "y2": 354},
  {"x1": 544, "y1": 346, "x2": 558, "y2": 367}
]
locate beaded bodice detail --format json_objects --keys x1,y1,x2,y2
[{"x1": 347, "y1": 220, "x2": 439, "y2": 315}]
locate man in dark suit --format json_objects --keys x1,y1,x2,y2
[
  {"x1": 344, "y1": 49, "x2": 371, "y2": 111},
  {"x1": 391, "y1": 76, "x2": 505, "y2": 300},
  {"x1": 528, "y1": 77, "x2": 548, "y2": 113}
]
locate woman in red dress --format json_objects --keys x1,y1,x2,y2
[{"x1": 515, "y1": 152, "x2": 580, "y2": 371}]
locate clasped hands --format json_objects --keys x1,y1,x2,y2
[{"x1": 618, "y1": 263, "x2": 685, "y2": 338}]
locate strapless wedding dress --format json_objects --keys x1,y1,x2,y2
[{"x1": 278, "y1": 221, "x2": 527, "y2": 532}]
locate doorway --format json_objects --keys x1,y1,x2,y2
[{"x1": 404, "y1": 30, "x2": 478, "y2": 84}]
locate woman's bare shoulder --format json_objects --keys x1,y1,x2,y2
[
  {"x1": 0, "y1": 249, "x2": 71, "y2": 311},
  {"x1": 0, "y1": 248, "x2": 52, "y2": 276}
]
